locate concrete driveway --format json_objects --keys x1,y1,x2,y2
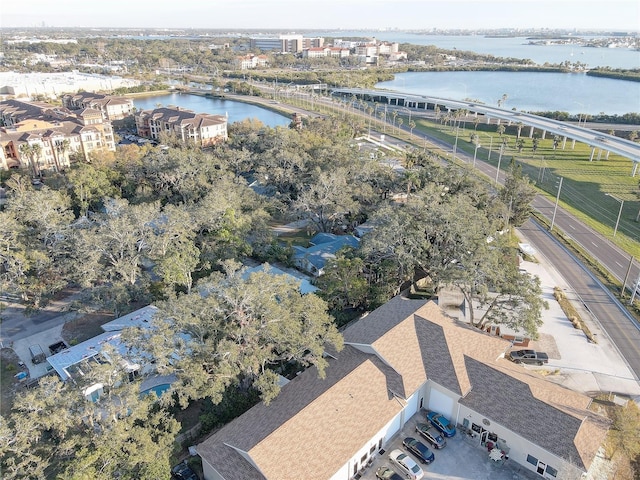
[{"x1": 360, "y1": 411, "x2": 538, "y2": 480}]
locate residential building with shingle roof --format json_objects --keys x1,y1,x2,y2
[
  {"x1": 62, "y1": 91, "x2": 134, "y2": 120},
  {"x1": 197, "y1": 295, "x2": 608, "y2": 480},
  {"x1": 292, "y1": 234, "x2": 360, "y2": 277},
  {"x1": 134, "y1": 107, "x2": 227, "y2": 147},
  {"x1": 0, "y1": 99, "x2": 116, "y2": 171}
]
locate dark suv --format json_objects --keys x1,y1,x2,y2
[
  {"x1": 171, "y1": 461, "x2": 199, "y2": 480},
  {"x1": 415, "y1": 422, "x2": 447, "y2": 448}
]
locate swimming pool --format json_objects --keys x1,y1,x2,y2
[{"x1": 140, "y1": 383, "x2": 171, "y2": 398}]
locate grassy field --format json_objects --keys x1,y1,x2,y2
[{"x1": 405, "y1": 115, "x2": 640, "y2": 258}]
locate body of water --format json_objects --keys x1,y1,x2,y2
[
  {"x1": 377, "y1": 71, "x2": 640, "y2": 116},
  {"x1": 133, "y1": 92, "x2": 291, "y2": 128},
  {"x1": 314, "y1": 31, "x2": 640, "y2": 69}
]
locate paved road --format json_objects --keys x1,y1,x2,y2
[
  {"x1": 0, "y1": 289, "x2": 82, "y2": 345},
  {"x1": 357, "y1": 104, "x2": 640, "y2": 381},
  {"x1": 518, "y1": 219, "x2": 640, "y2": 381}
]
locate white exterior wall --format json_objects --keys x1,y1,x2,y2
[
  {"x1": 330, "y1": 410, "x2": 403, "y2": 480},
  {"x1": 202, "y1": 458, "x2": 226, "y2": 480},
  {"x1": 456, "y1": 404, "x2": 580, "y2": 479}
]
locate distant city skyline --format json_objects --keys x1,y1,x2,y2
[{"x1": 4, "y1": 0, "x2": 639, "y2": 31}]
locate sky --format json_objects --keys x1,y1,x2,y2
[{"x1": 3, "y1": 0, "x2": 639, "y2": 31}]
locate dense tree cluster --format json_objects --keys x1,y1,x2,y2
[{"x1": 1, "y1": 112, "x2": 543, "y2": 477}]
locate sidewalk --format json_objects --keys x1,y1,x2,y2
[{"x1": 519, "y1": 255, "x2": 640, "y2": 398}]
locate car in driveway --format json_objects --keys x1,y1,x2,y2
[
  {"x1": 507, "y1": 349, "x2": 548, "y2": 365},
  {"x1": 415, "y1": 422, "x2": 447, "y2": 449},
  {"x1": 375, "y1": 466, "x2": 404, "y2": 480},
  {"x1": 389, "y1": 449, "x2": 424, "y2": 480},
  {"x1": 426, "y1": 411, "x2": 456, "y2": 437},
  {"x1": 403, "y1": 437, "x2": 435, "y2": 464},
  {"x1": 171, "y1": 461, "x2": 199, "y2": 480}
]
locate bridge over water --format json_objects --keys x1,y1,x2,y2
[{"x1": 333, "y1": 87, "x2": 640, "y2": 174}]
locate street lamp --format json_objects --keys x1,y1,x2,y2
[
  {"x1": 606, "y1": 194, "x2": 624, "y2": 237},
  {"x1": 485, "y1": 134, "x2": 494, "y2": 161},
  {"x1": 472, "y1": 139, "x2": 480, "y2": 167}
]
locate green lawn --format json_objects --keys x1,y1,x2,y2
[{"x1": 407, "y1": 116, "x2": 640, "y2": 258}]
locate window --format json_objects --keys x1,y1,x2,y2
[
  {"x1": 369, "y1": 445, "x2": 376, "y2": 455},
  {"x1": 545, "y1": 465, "x2": 558, "y2": 477},
  {"x1": 361, "y1": 453, "x2": 367, "y2": 464},
  {"x1": 526, "y1": 454, "x2": 538, "y2": 466}
]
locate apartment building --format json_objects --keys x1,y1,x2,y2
[
  {"x1": 0, "y1": 99, "x2": 116, "y2": 172},
  {"x1": 302, "y1": 47, "x2": 350, "y2": 59},
  {"x1": 134, "y1": 107, "x2": 227, "y2": 147},
  {"x1": 233, "y1": 54, "x2": 269, "y2": 70},
  {"x1": 62, "y1": 92, "x2": 134, "y2": 121}
]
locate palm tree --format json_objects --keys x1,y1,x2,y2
[
  {"x1": 378, "y1": 111, "x2": 386, "y2": 133},
  {"x1": 434, "y1": 105, "x2": 441, "y2": 121},
  {"x1": 496, "y1": 124, "x2": 506, "y2": 137},
  {"x1": 397, "y1": 117, "x2": 403, "y2": 133},
  {"x1": 409, "y1": 120, "x2": 416, "y2": 136},
  {"x1": 18, "y1": 143, "x2": 41, "y2": 178},
  {"x1": 516, "y1": 122, "x2": 524, "y2": 139},
  {"x1": 628, "y1": 130, "x2": 638, "y2": 142},
  {"x1": 391, "y1": 111, "x2": 398, "y2": 133},
  {"x1": 532, "y1": 136, "x2": 540, "y2": 153},
  {"x1": 404, "y1": 170, "x2": 420, "y2": 196},
  {"x1": 53, "y1": 139, "x2": 70, "y2": 172}
]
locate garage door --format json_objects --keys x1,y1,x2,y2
[{"x1": 428, "y1": 388, "x2": 454, "y2": 419}]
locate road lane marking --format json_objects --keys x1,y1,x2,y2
[
  {"x1": 615, "y1": 262, "x2": 623, "y2": 268},
  {"x1": 569, "y1": 224, "x2": 576, "y2": 230},
  {"x1": 592, "y1": 242, "x2": 598, "y2": 247}
]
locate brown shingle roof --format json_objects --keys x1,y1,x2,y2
[
  {"x1": 200, "y1": 297, "x2": 609, "y2": 478},
  {"x1": 198, "y1": 346, "x2": 404, "y2": 480}
]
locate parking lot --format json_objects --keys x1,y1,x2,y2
[{"x1": 359, "y1": 411, "x2": 539, "y2": 480}]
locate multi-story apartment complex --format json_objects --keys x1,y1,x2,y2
[
  {"x1": 134, "y1": 107, "x2": 227, "y2": 147},
  {"x1": 302, "y1": 47, "x2": 351, "y2": 59},
  {"x1": 232, "y1": 54, "x2": 269, "y2": 70},
  {"x1": 62, "y1": 92, "x2": 135, "y2": 121},
  {"x1": 0, "y1": 99, "x2": 116, "y2": 173}
]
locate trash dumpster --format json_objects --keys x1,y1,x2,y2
[{"x1": 29, "y1": 344, "x2": 46, "y2": 364}]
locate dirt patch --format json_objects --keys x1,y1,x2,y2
[
  {"x1": 61, "y1": 312, "x2": 115, "y2": 345},
  {"x1": 1, "y1": 348, "x2": 24, "y2": 416},
  {"x1": 529, "y1": 332, "x2": 561, "y2": 360}
]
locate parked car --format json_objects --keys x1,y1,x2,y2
[
  {"x1": 415, "y1": 423, "x2": 446, "y2": 449},
  {"x1": 389, "y1": 449, "x2": 424, "y2": 480},
  {"x1": 402, "y1": 437, "x2": 435, "y2": 464},
  {"x1": 171, "y1": 461, "x2": 199, "y2": 480},
  {"x1": 508, "y1": 349, "x2": 549, "y2": 365},
  {"x1": 426, "y1": 411, "x2": 456, "y2": 437},
  {"x1": 375, "y1": 466, "x2": 404, "y2": 480}
]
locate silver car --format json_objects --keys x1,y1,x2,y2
[{"x1": 389, "y1": 449, "x2": 424, "y2": 480}]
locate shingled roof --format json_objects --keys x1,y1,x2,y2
[
  {"x1": 197, "y1": 346, "x2": 405, "y2": 480},
  {"x1": 199, "y1": 297, "x2": 609, "y2": 478}
]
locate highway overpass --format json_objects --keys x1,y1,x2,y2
[{"x1": 332, "y1": 87, "x2": 640, "y2": 173}]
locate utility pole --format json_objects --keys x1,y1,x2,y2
[
  {"x1": 622, "y1": 255, "x2": 634, "y2": 297},
  {"x1": 550, "y1": 177, "x2": 563, "y2": 232}
]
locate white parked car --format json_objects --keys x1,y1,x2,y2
[{"x1": 389, "y1": 449, "x2": 424, "y2": 480}]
